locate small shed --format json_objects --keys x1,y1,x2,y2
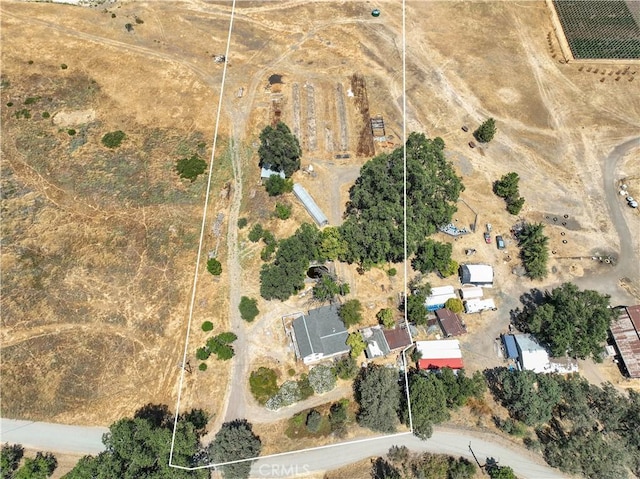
[
  {"x1": 415, "y1": 340, "x2": 462, "y2": 359},
  {"x1": 362, "y1": 326, "x2": 391, "y2": 359},
  {"x1": 459, "y1": 264, "x2": 494, "y2": 287},
  {"x1": 293, "y1": 183, "x2": 329, "y2": 227},
  {"x1": 435, "y1": 309, "x2": 466, "y2": 337},
  {"x1": 460, "y1": 286, "x2": 484, "y2": 300}
]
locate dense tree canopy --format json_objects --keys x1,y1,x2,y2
[
  {"x1": 405, "y1": 369, "x2": 486, "y2": 439},
  {"x1": 339, "y1": 133, "x2": 464, "y2": 266},
  {"x1": 258, "y1": 122, "x2": 301, "y2": 177},
  {"x1": 486, "y1": 368, "x2": 561, "y2": 426},
  {"x1": 474, "y1": 118, "x2": 496, "y2": 143},
  {"x1": 356, "y1": 365, "x2": 401, "y2": 433},
  {"x1": 14, "y1": 452, "x2": 57, "y2": 479},
  {"x1": 493, "y1": 172, "x2": 525, "y2": 215},
  {"x1": 264, "y1": 174, "x2": 293, "y2": 196},
  {"x1": 65, "y1": 404, "x2": 209, "y2": 478},
  {"x1": 488, "y1": 370, "x2": 640, "y2": 478},
  {"x1": 208, "y1": 420, "x2": 261, "y2": 479},
  {"x1": 260, "y1": 224, "x2": 323, "y2": 300},
  {"x1": 339, "y1": 299, "x2": 363, "y2": 327},
  {"x1": 411, "y1": 239, "x2": 454, "y2": 277},
  {"x1": 517, "y1": 222, "x2": 549, "y2": 280},
  {"x1": 519, "y1": 283, "x2": 615, "y2": 359},
  {"x1": 1, "y1": 443, "x2": 24, "y2": 479}
]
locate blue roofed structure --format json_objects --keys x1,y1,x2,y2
[
  {"x1": 293, "y1": 183, "x2": 329, "y2": 227},
  {"x1": 503, "y1": 334, "x2": 519, "y2": 359}
]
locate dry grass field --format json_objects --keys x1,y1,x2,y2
[{"x1": 2, "y1": 0, "x2": 639, "y2": 447}]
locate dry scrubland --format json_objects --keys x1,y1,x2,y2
[{"x1": 1, "y1": 0, "x2": 640, "y2": 436}]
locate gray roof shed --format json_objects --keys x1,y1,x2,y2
[{"x1": 293, "y1": 183, "x2": 329, "y2": 227}]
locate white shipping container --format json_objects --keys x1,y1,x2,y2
[{"x1": 464, "y1": 298, "x2": 496, "y2": 314}]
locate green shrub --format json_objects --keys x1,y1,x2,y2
[
  {"x1": 287, "y1": 368, "x2": 296, "y2": 377},
  {"x1": 215, "y1": 344, "x2": 234, "y2": 360},
  {"x1": 135, "y1": 17, "x2": 144, "y2": 24},
  {"x1": 6, "y1": 102, "x2": 13, "y2": 107},
  {"x1": 201, "y1": 321, "x2": 214, "y2": 332},
  {"x1": 237, "y1": 217, "x2": 248, "y2": 229},
  {"x1": 61, "y1": 64, "x2": 68, "y2": 69},
  {"x1": 387, "y1": 267, "x2": 397, "y2": 277},
  {"x1": 239, "y1": 296, "x2": 259, "y2": 322},
  {"x1": 196, "y1": 347, "x2": 210, "y2": 360},
  {"x1": 176, "y1": 154, "x2": 207, "y2": 182},
  {"x1": 24, "y1": 96, "x2": 40, "y2": 105},
  {"x1": 445, "y1": 297, "x2": 464, "y2": 314},
  {"x1": 333, "y1": 356, "x2": 358, "y2": 380},
  {"x1": 67, "y1": 129, "x2": 76, "y2": 136},
  {"x1": 216, "y1": 332, "x2": 238, "y2": 344},
  {"x1": 260, "y1": 243, "x2": 276, "y2": 262},
  {"x1": 14, "y1": 109, "x2": 31, "y2": 119},
  {"x1": 111, "y1": 13, "x2": 116, "y2": 18},
  {"x1": 377, "y1": 308, "x2": 395, "y2": 328},
  {"x1": 207, "y1": 258, "x2": 222, "y2": 276},
  {"x1": 275, "y1": 202, "x2": 291, "y2": 220},
  {"x1": 248, "y1": 224, "x2": 263, "y2": 242},
  {"x1": 306, "y1": 410, "x2": 322, "y2": 433},
  {"x1": 249, "y1": 367, "x2": 279, "y2": 404},
  {"x1": 297, "y1": 374, "x2": 314, "y2": 400},
  {"x1": 41, "y1": 111, "x2": 50, "y2": 118},
  {"x1": 28, "y1": 60, "x2": 34, "y2": 65},
  {"x1": 474, "y1": 118, "x2": 496, "y2": 143},
  {"x1": 101, "y1": 130, "x2": 126, "y2": 148},
  {"x1": 199, "y1": 363, "x2": 207, "y2": 371},
  {"x1": 339, "y1": 299, "x2": 363, "y2": 327},
  {"x1": 265, "y1": 174, "x2": 293, "y2": 196}
]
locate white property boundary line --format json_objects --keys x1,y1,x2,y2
[
  {"x1": 169, "y1": 0, "x2": 416, "y2": 470},
  {"x1": 168, "y1": 0, "x2": 237, "y2": 467}
]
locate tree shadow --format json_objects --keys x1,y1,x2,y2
[
  {"x1": 134, "y1": 403, "x2": 172, "y2": 429},
  {"x1": 510, "y1": 288, "x2": 546, "y2": 331}
]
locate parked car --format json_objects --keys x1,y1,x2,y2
[
  {"x1": 484, "y1": 232, "x2": 491, "y2": 244},
  {"x1": 629, "y1": 200, "x2": 638, "y2": 208},
  {"x1": 496, "y1": 235, "x2": 505, "y2": 249}
]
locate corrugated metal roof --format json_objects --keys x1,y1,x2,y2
[
  {"x1": 627, "y1": 305, "x2": 640, "y2": 332},
  {"x1": 610, "y1": 307, "x2": 640, "y2": 378},
  {"x1": 503, "y1": 334, "x2": 519, "y2": 359},
  {"x1": 435, "y1": 309, "x2": 466, "y2": 337},
  {"x1": 460, "y1": 264, "x2": 493, "y2": 286},
  {"x1": 293, "y1": 183, "x2": 329, "y2": 226},
  {"x1": 418, "y1": 358, "x2": 464, "y2": 370},
  {"x1": 383, "y1": 327, "x2": 412, "y2": 350}
]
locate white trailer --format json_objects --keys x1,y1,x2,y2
[{"x1": 464, "y1": 298, "x2": 496, "y2": 314}]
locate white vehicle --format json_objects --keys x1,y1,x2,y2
[
  {"x1": 626, "y1": 196, "x2": 634, "y2": 202},
  {"x1": 629, "y1": 200, "x2": 638, "y2": 208}
]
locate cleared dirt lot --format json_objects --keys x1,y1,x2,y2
[{"x1": 2, "y1": 0, "x2": 639, "y2": 437}]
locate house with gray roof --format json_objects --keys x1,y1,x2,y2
[{"x1": 292, "y1": 305, "x2": 349, "y2": 364}]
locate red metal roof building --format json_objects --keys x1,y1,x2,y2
[
  {"x1": 610, "y1": 306, "x2": 640, "y2": 379},
  {"x1": 418, "y1": 358, "x2": 464, "y2": 370}
]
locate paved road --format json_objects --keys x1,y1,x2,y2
[
  {"x1": 0, "y1": 418, "x2": 107, "y2": 455},
  {"x1": 1, "y1": 417, "x2": 566, "y2": 479},
  {"x1": 250, "y1": 428, "x2": 570, "y2": 479}
]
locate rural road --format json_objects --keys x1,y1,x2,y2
[
  {"x1": 0, "y1": 417, "x2": 567, "y2": 479},
  {"x1": 574, "y1": 136, "x2": 640, "y2": 302},
  {"x1": 0, "y1": 418, "x2": 107, "y2": 455},
  {"x1": 250, "y1": 427, "x2": 569, "y2": 479}
]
